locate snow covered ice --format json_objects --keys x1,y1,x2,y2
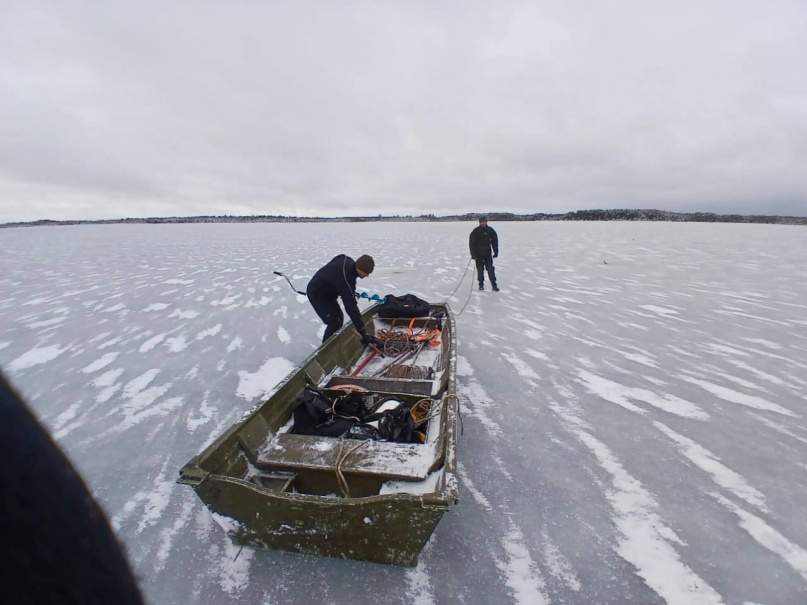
[{"x1": 1, "y1": 221, "x2": 806, "y2": 604}]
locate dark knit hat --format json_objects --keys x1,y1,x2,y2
[
  {"x1": 479, "y1": 216, "x2": 488, "y2": 223},
  {"x1": 356, "y1": 255, "x2": 375, "y2": 274}
]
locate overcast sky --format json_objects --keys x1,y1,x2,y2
[{"x1": 1, "y1": 0, "x2": 805, "y2": 222}]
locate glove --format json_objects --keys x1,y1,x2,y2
[
  {"x1": 360, "y1": 333, "x2": 374, "y2": 346},
  {"x1": 493, "y1": 252, "x2": 498, "y2": 258}
]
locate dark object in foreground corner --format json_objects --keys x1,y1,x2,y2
[{"x1": 0, "y1": 372, "x2": 143, "y2": 605}]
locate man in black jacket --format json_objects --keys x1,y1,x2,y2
[
  {"x1": 307, "y1": 254, "x2": 378, "y2": 343},
  {"x1": 469, "y1": 216, "x2": 499, "y2": 291}
]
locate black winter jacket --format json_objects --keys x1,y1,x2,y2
[
  {"x1": 307, "y1": 255, "x2": 366, "y2": 333},
  {"x1": 469, "y1": 226, "x2": 499, "y2": 258}
]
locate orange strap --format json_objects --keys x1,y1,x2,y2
[{"x1": 414, "y1": 329, "x2": 442, "y2": 347}]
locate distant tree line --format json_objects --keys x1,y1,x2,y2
[{"x1": 2, "y1": 208, "x2": 805, "y2": 229}]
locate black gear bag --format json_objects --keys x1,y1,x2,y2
[{"x1": 376, "y1": 294, "x2": 430, "y2": 319}]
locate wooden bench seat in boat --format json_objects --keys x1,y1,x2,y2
[{"x1": 256, "y1": 433, "x2": 441, "y2": 481}]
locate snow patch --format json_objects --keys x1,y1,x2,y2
[
  {"x1": 93, "y1": 367, "x2": 125, "y2": 388},
  {"x1": 187, "y1": 392, "x2": 216, "y2": 432},
  {"x1": 638, "y1": 305, "x2": 680, "y2": 317},
  {"x1": 139, "y1": 333, "x2": 166, "y2": 352},
  {"x1": 196, "y1": 324, "x2": 222, "y2": 340},
  {"x1": 226, "y1": 337, "x2": 243, "y2": 353},
  {"x1": 118, "y1": 395, "x2": 182, "y2": 432},
  {"x1": 169, "y1": 309, "x2": 200, "y2": 320},
  {"x1": 144, "y1": 303, "x2": 171, "y2": 312},
  {"x1": 8, "y1": 343, "x2": 69, "y2": 372},
  {"x1": 81, "y1": 352, "x2": 120, "y2": 374},
  {"x1": 97, "y1": 336, "x2": 123, "y2": 349},
  {"x1": 165, "y1": 335, "x2": 189, "y2": 353},
  {"x1": 236, "y1": 357, "x2": 295, "y2": 401},
  {"x1": 102, "y1": 303, "x2": 126, "y2": 313},
  {"x1": 52, "y1": 403, "x2": 81, "y2": 431},
  {"x1": 123, "y1": 369, "x2": 160, "y2": 398},
  {"x1": 525, "y1": 348, "x2": 549, "y2": 362}
]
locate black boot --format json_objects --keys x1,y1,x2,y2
[
  {"x1": 492, "y1": 284, "x2": 500, "y2": 292},
  {"x1": 478, "y1": 283, "x2": 484, "y2": 291}
]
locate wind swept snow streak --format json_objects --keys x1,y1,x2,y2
[
  {"x1": 137, "y1": 464, "x2": 175, "y2": 533},
  {"x1": 501, "y1": 352, "x2": 540, "y2": 381},
  {"x1": 405, "y1": 538, "x2": 436, "y2": 605},
  {"x1": 549, "y1": 401, "x2": 724, "y2": 604},
  {"x1": 52, "y1": 403, "x2": 80, "y2": 431},
  {"x1": 682, "y1": 377, "x2": 797, "y2": 417},
  {"x1": 747, "y1": 412, "x2": 807, "y2": 446},
  {"x1": 541, "y1": 530, "x2": 582, "y2": 592},
  {"x1": 495, "y1": 522, "x2": 550, "y2": 605},
  {"x1": 578, "y1": 370, "x2": 709, "y2": 420},
  {"x1": 123, "y1": 369, "x2": 160, "y2": 398},
  {"x1": 715, "y1": 494, "x2": 807, "y2": 582},
  {"x1": 219, "y1": 540, "x2": 254, "y2": 595},
  {"x1": 456, "y1": 359, "x2": 503, "y2": 437},
  {"x1": 156, "y1": 498, "x2": 196, "y2": 571},
  {"x1": 112, "y1": 491, "x2": 148, "y2": 531},
  {"x1": 81, "y1": 351, "x2": 120, "y2": 373},
  {"x1": 654, "y1": 422, "x2": 768, "y2": 512},
  {"x1": 457, "y1": 462, "x2": 493, "y2": 512}
]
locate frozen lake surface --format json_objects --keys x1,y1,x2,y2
[{"x1": 1, "y1": 221, "x2": 806, "y2": 604}]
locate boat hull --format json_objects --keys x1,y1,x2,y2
[
  {"x1": 196, "y1": 475, "x2": 450, "y2": 566},
  {"x1": 178, "y1": 303, "x2": 458, "y2": 567}
]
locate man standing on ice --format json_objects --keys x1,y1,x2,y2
[
  {"x1": 469, "y1": 216, "x2": 499, "y2": 291},
  {"x1": 307, "y1": 254, "x2": 379, "y2": 344}
]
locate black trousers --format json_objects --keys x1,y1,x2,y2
[
  {"x1": 307, "y1": 285, "x2": 344, "y2": 343},
  {"x1": 475, "y1": 254, "x2": 497, "y2": 286}
]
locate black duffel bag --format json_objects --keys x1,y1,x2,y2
[
  {"x1": 292, "y1": 387, "x2": 354, "y2": 437},
  {"x1": 377, "y1": 294, "x2": 430, "y2": 319}
]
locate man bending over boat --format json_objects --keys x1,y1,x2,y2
[{"x1": 307, "y1": 254, "x2": 378, "y2": 344}]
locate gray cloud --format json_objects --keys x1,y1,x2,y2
[{"x1": 1, "y1": 0, "x2": 806, "y2": 222}]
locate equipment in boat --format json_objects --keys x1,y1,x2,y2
[{"x1": 177, "y1": 303, "x2": 458, "y2": 567}]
